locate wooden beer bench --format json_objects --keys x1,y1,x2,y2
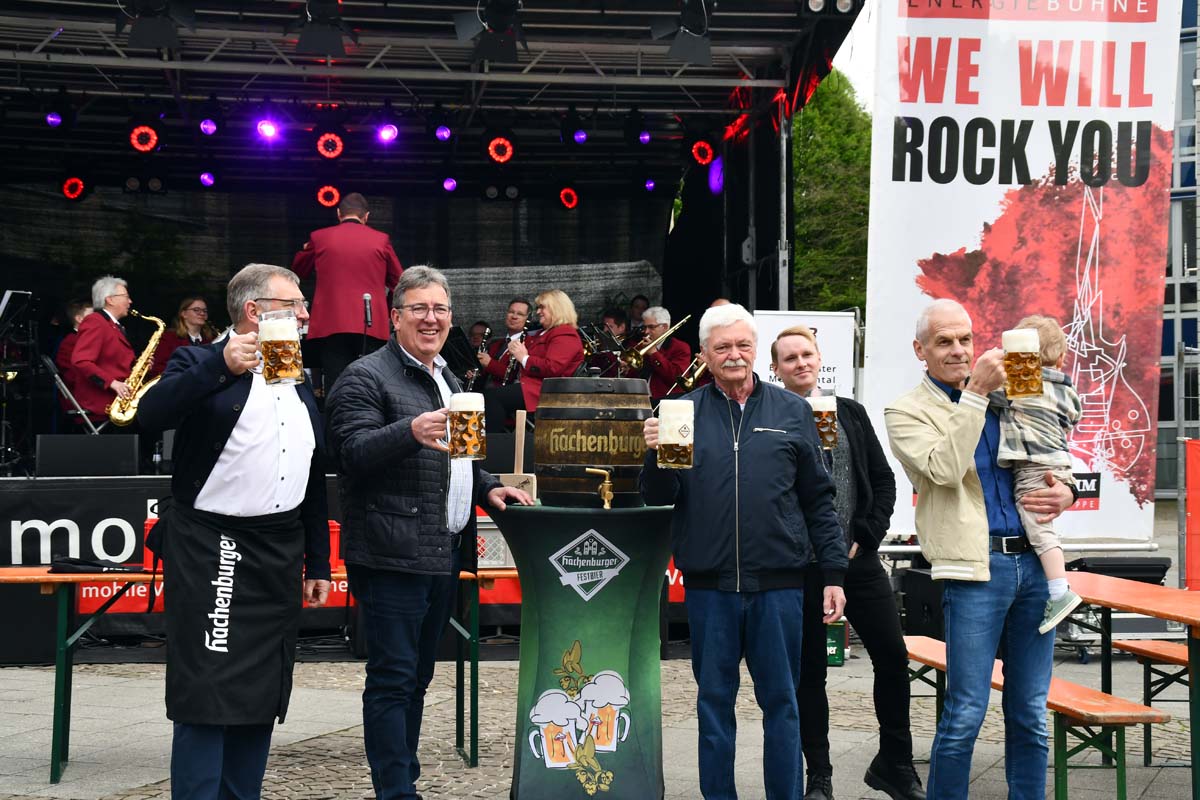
[
  {"x1": 905, "y1": 635, "x2": 1170, "y2": 800},
  {"x1": 451, "y1": 567, "x2": 519, "y2": 768},
  {"x1": 1110, "y1": 639, "x2": 1190, "y2": 766}
]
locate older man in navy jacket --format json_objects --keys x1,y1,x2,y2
[
  {"x1": 640, "y1": 303, "x2": 848, "y2": 800},
  {"x1": 139, "y1": 263, "x2": 331, "y2": 800}
]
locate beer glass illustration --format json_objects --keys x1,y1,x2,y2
[
  {"x1": 448, "y1": 392, "x2": 486, "y2": 460},
  {"x1": 528, "y1": 690, "x2": 584, "y2": 769},
  {"x1": 657, "y1": 399, "x2": 694, "y2": 469},
  {"x1": 1002, "y1": 328, "x2": 1042, "y2": 399},
  {"x1": 809, "y1": 395, "x2": 837, "y2": 450},
  {"x1": 258, "y1": 309, "x2": 304, "y2": 386},
  {"x1": 577, "y1": 671, "x2": 631, "y2": 753}
]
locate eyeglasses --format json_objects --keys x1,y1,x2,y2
[
  {"x1": 256, "y1": 297, "x2": 309, "y2": 312},
  {"x1": 109, "y1": 292, "x2": 129, "y2": 299},
  {"x1": 185, "y1": 306, "x2": 208, "y2": 314},
  {"x1": 400, "y1": 304, "x2": 452, "y2": 319}
]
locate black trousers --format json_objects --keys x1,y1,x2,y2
[
  {"x1": 483, "y1": 381, "x2": 525, "y2": 435},
  {"x1": 319, "y1": 333, "x2": 385, "y2": 396},
  {"x1": 799, "y1": 553, "x2": 913, "y2": 772}
]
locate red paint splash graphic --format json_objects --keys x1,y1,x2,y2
[{"x1": 915, "y1": 125, "x2": 1172, "y2": 506}]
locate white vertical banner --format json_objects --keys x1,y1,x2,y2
[
  {"x1": 754, "y1": 311, "x2": 858, "y2": 398},
  {"x1": 864, "y1": 0, "x2": 1181, "y2": 540}
]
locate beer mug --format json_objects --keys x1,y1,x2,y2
[
  {"x1": 657, "y1": 399, "x2": 694, "y2": 469},
  {"x1": 448, "y1": 392, "x2": 486, "y2": 460},
  {"x1": 809, "y1": 395, "x2": 838, "y2": 450},
  {"x1": 583, "y1": 702, "x2": 630, "y2": 753},
  {"x1": 528, "y1": 721, "x2": 578, "y2": 769},
  {"x1": 1002, "y1": 328, "x2": 1043, "y2": 399},
  {"x1": 258, "y1": 309, "x2": 303, "y2": 386}
]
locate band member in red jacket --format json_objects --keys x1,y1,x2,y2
[
  {"x1": 635, "y1": 305, "x2": 692, "y2": 402},
  {"x1": 71, "y1": 275, "x2": 135, "y2": 426},
  {"x1": 484, "y1": 290, "x2": 583, "y2": 433},
  {"x1": 478, "y1": 297, "x2": 533, "y2": 389},
  {"x1": 54, "y1": 300, "x2": 93, "y2": 427},
  {"x1": 150, "y1": 296, "x2": 218, "y2": 378},
  {"x1": 292, "y1": 192, "x2": 403, "y2": 392}
]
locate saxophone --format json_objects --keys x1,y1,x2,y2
[{"x1": 107, "y1": 310, "x2": 166, "y2": 426}]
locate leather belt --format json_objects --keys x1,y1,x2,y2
[{"x1": 991, "y1": 535, "x2": 1031, "y2": 555}]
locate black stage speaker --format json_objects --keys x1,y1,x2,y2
[
  {"x1": 901, "y1": 568, "x2": 944, "y2": 640},
  {"x1": 0, "y1": 585, "x2": 59, "y2": 665},
  {"x1": 37, "y1": 434, "x2": 139, "y2": 477}
]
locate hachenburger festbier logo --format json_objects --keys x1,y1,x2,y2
[{"x1": 543, "y1": 426, "x2": 645, "y2": 461}]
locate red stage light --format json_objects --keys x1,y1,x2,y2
[
  {"x1": 317, "y1": 185, "x2": 341, "y2": 207},
  {"x1": 487, "y1": 136, "x2": 514, "y2": 164},
  {"x1": 691, "y1": 140, "x2": 714, "y2": 166},
  {"x1": 316, "y1": 132, "x2": 344, "y2": 159},
  {"x1": 130, "y1": 125, "x2": 159, "y2": 153},
  {"x1": 61, "y1": 176, "x2": 86, "y2": 200},
  {"x1": 559, "y1": 187, "x2": 578, "y2": 209}
]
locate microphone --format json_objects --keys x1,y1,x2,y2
[{"x1": 363, "y1": 293, "x2": 373, "y2": 328}]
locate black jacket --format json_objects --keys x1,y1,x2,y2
[
  {"x1": 836, "y1": 396, "x2": 897, "y2": 554},
  {"x1": 325, "y1": 338, "x2": 501, "y2": 574},
  {"x1": 137, "y1": 339, "x2": 331, "y2": 581},
  {"x1": 640, "y1": 377, "x2": 847, "y2": 592}
]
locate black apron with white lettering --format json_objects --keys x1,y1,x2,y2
[{"x1": 163, "y1": 504, "x2": 305, "y2": 725}]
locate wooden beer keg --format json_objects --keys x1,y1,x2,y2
[{"x1": 533, "y1": 377, "x2": 652, "y2": 508}]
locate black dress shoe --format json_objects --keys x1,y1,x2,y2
[
  {"x1": 804, "y1": 769, "x2": 835, "y2": 800},
  {"x1": 864, "y1": 755, "x2": 926, "y2": 800}
]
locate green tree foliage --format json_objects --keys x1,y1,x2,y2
[{"x1": 792, "y1": 70, "x2": 871, "y2": 312}]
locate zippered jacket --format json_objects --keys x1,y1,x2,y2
[
  {"x1": 639, "y1": 376, "x2": 847, "y2": 592},
  {"x1": 325, "y1": 338, "x2": 501, "y2": 575}
]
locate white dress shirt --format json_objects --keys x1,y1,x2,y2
[
  {"x1": 194, "y1": 368, "x2": 316, "y2": 516},
  {"x1": 401, "y1": 347, "x2": 473, "y2": 534}
]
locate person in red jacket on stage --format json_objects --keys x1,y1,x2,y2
[
  {"x1": 484, "y1": 289, "x2": 583, "y2": 434},
  {"x1": 71, "y1": 275, "x2": 136, "y2": 428},
  {"x1": 54, "y1": 300, "x2": 93, "y2": 427},
  {"x1": 150, "y1": 296, "x2": 218, "y2": 377},
  {"x1": 292, "y1": 191, "x2": 403, "y2": 393},
  {"x1": 477, "y1": 297, "x2": 533, "y2": 390},
  {"x1": 636, "y1": 305, "x2": 692, "y2": 402}
]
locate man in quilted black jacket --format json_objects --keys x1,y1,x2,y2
[{"x1": 326, "y1": 265, "x2": 532, "y2": 800}]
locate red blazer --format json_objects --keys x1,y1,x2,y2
[
  {"x1": 292, "y1": 219, "x2": 402, "y2": 341},
  {"x1": 150, "y1": 329, "x2": 213, "y2": 378},
  {"x1": 54, "y1": 331, "x2": 79, "y2": 415},
  {"x1": 642, "y1": 336, "x2": 693, "y2": 399},
  {"x1": 520, "y1": 325, "x2": 584, "y2": 412},
  {"x1": 71, "y1": 311, "x2": 135, "y2": 420},
  {"x1": 482, "y1": 335, "x2": 517, "y2": 382}
]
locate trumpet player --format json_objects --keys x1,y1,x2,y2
[
  {"x1": 633, "y1": 306, "x2": 691, "y2": 401},
  {"x1": 477, "y1": 298, "x2": 533, "y2": 386},
  {"x1": 71, "y1": 275, "x2": 135, "y2": 429}
]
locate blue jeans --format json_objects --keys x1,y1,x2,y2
[
  {"x1": 348, "y1": 555, "x2": 460, "y2": 800},
  {"x1": 928, "y1": 550, "x2": 1054, "y2": 799},
  {"x1": 686, "y1": 587, "x2": 805, "y2": 800},
  {"x1": 170, "y1": 722, "x2": 274, "y2": 800}
]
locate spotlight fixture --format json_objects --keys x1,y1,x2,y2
[
  {"x1": 560, "y1": 106, "x2": 588, "y2": 146},
  {"x1": 124, "y1": 176, "x2": 142, "y2": 193},
  {"x1": 196, "y1": 94, "x2": 222, "y2": 136},
  {"x1": 800, "y1": 0, "x2": 860, "y2": 14},
  {"x1": 426, "y1": 104, "x2": 455, "y2": 143},
  {"x1": 46, "y1": 112, "x2": 64, "y2": 128},
  {"x1": 482, "y1": 180, "x2": 521, "y2": 201},
  {"x1": 291, "y1": 0, "x2": 358, "y2": 57},
  {"x1": 377, "y1": 124, "x2": 399, "y2": 143},
  {"x1": 314, "y1": 127, "x2": 346, "y2": 159},
  {"x1": 257, "y1": 119, "x2": 280, "y2": 138},
  {"x1": 624, "y1": 109, "x2": 650, "y2": 146},
  {"x1": 484, "y1": 128, "x2": 516, "y2": 164},
  {"x1": 128, "y1": 116, "x2": 164, "y2": 153},
  {"x1": 199, "y1": 118, "x2": 218, "y2": 136},
  {"x1": 651, "y1": 0, "x2": 713, "y2": 68},
  {"x1": 443, "y1": 177, "x2": 458, "y2": 192},
  {"x1": 691, "y1": 138, "x2": 715, "y2": 165},
  {"x1": 124, "y1": 168, "x2": 167, "y2": 193},
  {"x1": 435, "y1": 125, "x2": 453, "y2": 141},
  {"x1": 559, "y1": 187, "x2": 579, "y2": 209},
  {"x1": 115, "y1": 0, "x2": 196, "y2": 50},
  {"x1": 645, "y1": 178, "x2": 656, "y2": 192},
  {"x1": 484, "y1": 185, "x2": 500, "y2": 200},
  {"x1": 708, "y1": 155, "x2": 725, "y2": 194},
  {"x1": 454, "y1": 0, "x2": 528, "y2": 64},
  {"x1": 317, "y1": 184, "x2": 341, "y2": 207},
  {"x1": 61, "y1": 175, "x2": 88, "y2": 201},
  {"x1": 44, "y1": 88, "x2": 75, "y2": 131},
  {"x1": 199, "y1": 171, "x2": 215, "y2": 187}
]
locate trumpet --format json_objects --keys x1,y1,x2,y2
[
  {"x1": 619, "y1": 314, "x2": 691, "y2": 372},
  {"x1": 671, "y1": 356, "x2": 708, "y2": 393},
  {"x1": 578, "y1": 324, "x2": 602, "y2": 358}
]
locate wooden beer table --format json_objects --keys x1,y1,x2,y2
[{"x1": 1068, "y1": 571, "x2": 1200, "y2": 799}]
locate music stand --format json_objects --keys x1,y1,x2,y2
[
  {"x1": 441, "y1": 327, "x2": 481, "y2": 385},
  {"x1": 0, "y1": 291, "x2": 35, "y2": 474},
  {"x1": 40, "y1": 355, "x2": 103, "y2": 435}
]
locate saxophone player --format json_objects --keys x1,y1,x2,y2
[{"x1": 71, "y1": 275, "x2": 135, "y2": 431}]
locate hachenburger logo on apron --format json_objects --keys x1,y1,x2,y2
[{"x1": 205, "y1": 535, "x2": 242, "y2": 653}]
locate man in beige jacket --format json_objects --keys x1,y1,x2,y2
[{"x1": 884, "y1": 298, "x2": 1076, "y2": 800}]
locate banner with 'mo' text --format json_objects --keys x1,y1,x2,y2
[{"x1": 864, "y1": 0, "x2": 1182, "y2": 540}]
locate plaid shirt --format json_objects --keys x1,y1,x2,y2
[{"x1": 994, "y1": 367, "x2": 1082, "y2": 469}]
